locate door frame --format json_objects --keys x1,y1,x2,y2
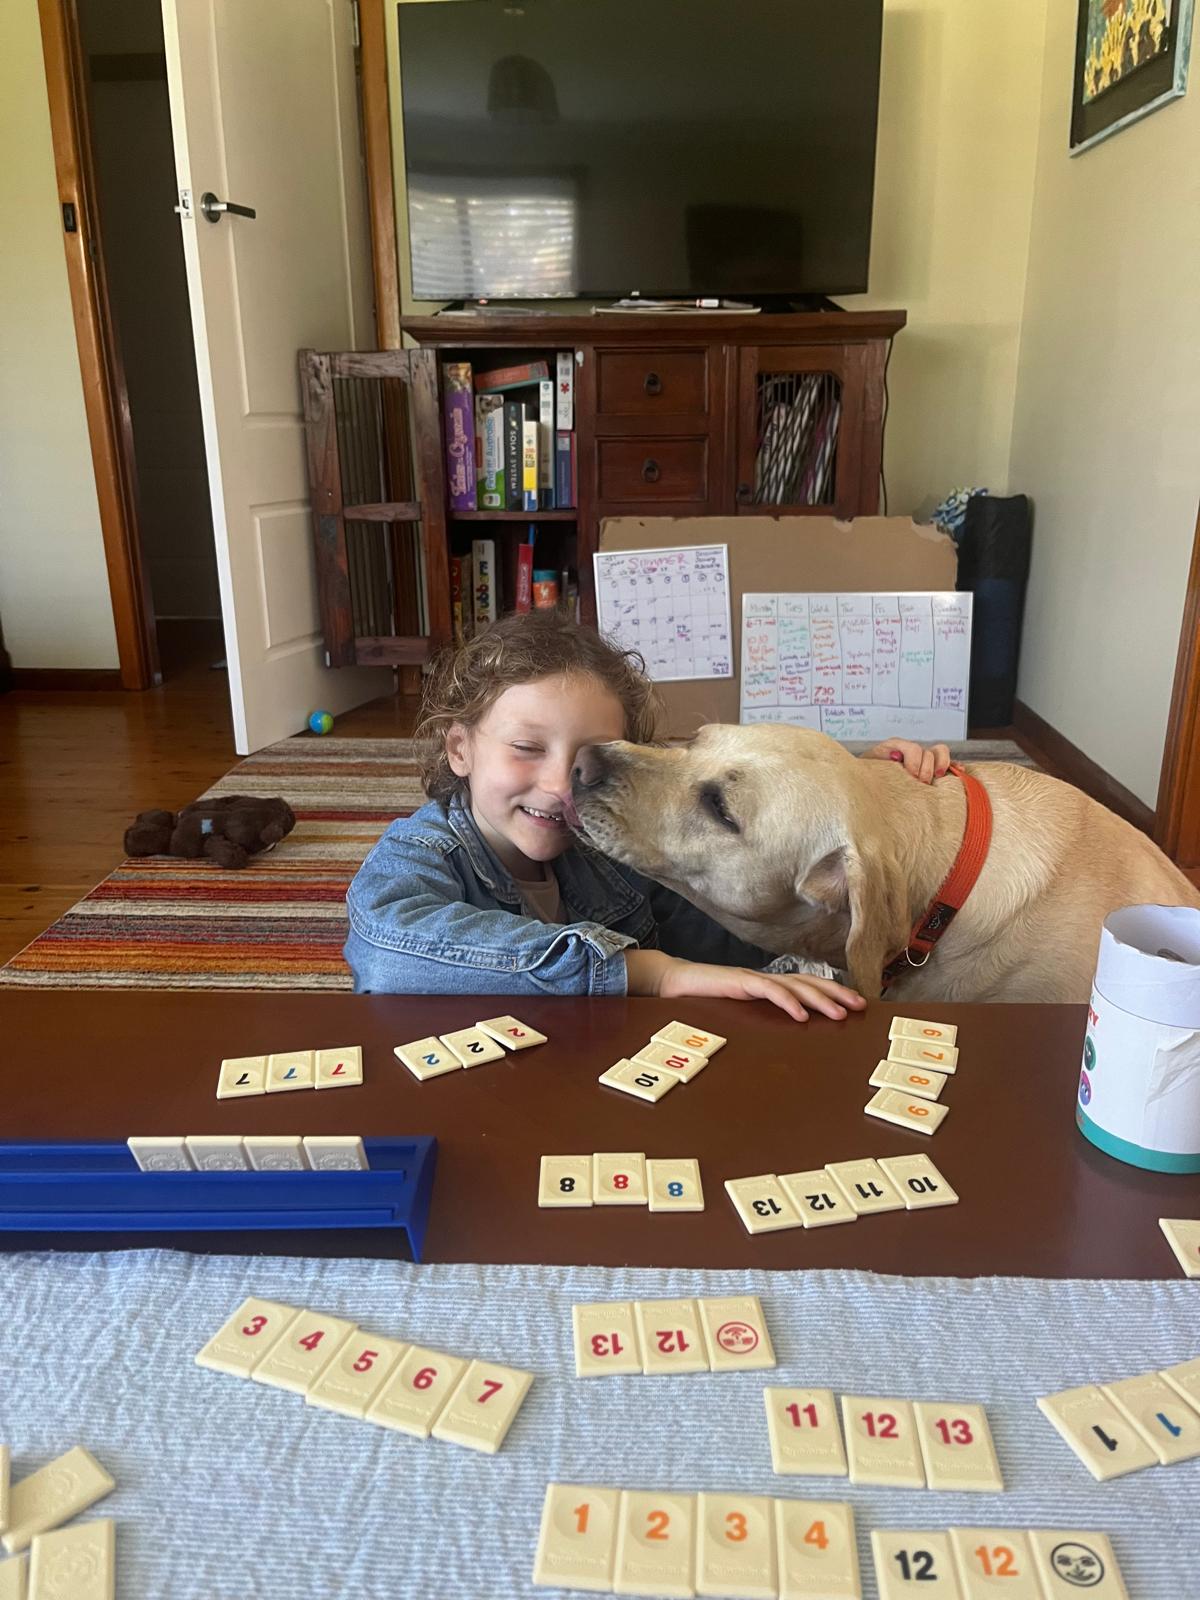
[
  {"x1": 36, "y1": 0, "x2": 400, "y2": 690},
  {"x1": 1155, "y1": 500, "x2": 1200, "y2": 865}
]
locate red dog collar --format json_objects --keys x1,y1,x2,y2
[{"x1": 880, "y1": 763, "x2": 993, "y2": 994}]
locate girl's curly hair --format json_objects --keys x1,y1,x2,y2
[{"x1": 417, "y1": 610, "x2": 661, "y2": 802}]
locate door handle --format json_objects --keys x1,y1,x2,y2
[{"x1": 200, "y1": 191, "x2": 257, "y2": 223}]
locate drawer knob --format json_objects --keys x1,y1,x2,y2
[
  {"x1": 643, "y1": 371, "x2": 663, "y2": 396},
  {"x1": 642, "y1": 458, "x2": 661, "y2": 484},
  {"x1": 736, "y1": 482, "x2": 753, "y2": 504}
]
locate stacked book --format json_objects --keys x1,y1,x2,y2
[
  {"x1": 441, "y1": 355, "x2": 577, "y2": 514},
  {"x1": 449, "y1": 536, "x2": 578, "y2": 644}
]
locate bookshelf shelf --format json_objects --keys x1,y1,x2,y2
[{"x1": 448, "y1": 510, "x2": 577, "y2": 523}]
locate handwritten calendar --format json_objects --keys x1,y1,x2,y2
[
  {"x1": 593, "y1": 545, "x2": 733, "y2": 682},
  {"x1": 740, "y1": 591, "x2": 973, "y2": 742}
]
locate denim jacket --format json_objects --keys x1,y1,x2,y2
[{"x1": 345, "y1": 791, "x2": 772, "y2": 995}]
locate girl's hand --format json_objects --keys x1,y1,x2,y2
[
  {"x1": 628, "y1": 950, "x2": 865, "y2": 1021},
  {"x1": 863, "y1": 737, "x2": 951, "y2": 785}
]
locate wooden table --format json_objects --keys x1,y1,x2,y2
[{"x1": 2, "y1": 991, "x2": 1194, "y2": 1278}]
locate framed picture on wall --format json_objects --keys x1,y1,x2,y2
[{"x1": 1071, "y1": 0, "x2": 1194, "y2": 153}]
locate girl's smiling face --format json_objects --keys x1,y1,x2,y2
[{"x1": 446, "y1": 672, "x2": 626, "y2": 878}]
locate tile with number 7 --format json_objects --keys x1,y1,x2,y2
[
  {"x1": 914, "y1": 1400, "x2": 1003, "y2": 1491},
  {"x1": 763, "y1": 1387, "x2": 847, "y2": 1476},
  {"x1": 634, "y1": 1299, "x2": 708, "y2": 1375},
  {"x1": 573, "y1": 1301, "x2": 642, "y2": 1378},
  {"x1": 949, "y1": 1528, "x2": 1041, "y2": 1599},
  {"x1": 476, "y1": 1014, "x2": 547, "y2": 1050},
  {"x1": 647, "y1": 1157, "x2": 704, "y2": 1212},
  {"x1": 775, "y1": 1500, "x2": 859, "y2": 1600},
  {"x1": 430, "y1": 1358, "x2": 533, "y2": 1453},
  {"x1": 315, "y1": 1045, "x2": 363, "y2": 1088}
]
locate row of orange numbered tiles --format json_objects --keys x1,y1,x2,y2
[
  {"x1": 597, "y1": 1020, "x2": 728, "y2": 1103},
  {"x1": 533, "y1": 1483, "x2": 1129, "y2": 1599},
  {"x1": 573, "y1": 1296, "x2": 773, "y2": 1376},
  {"x1": 194, "y1": 1296, "x2": 532, "y2": 1454},
  {"x1": 862, "y1": 1017, "x2": 964, "y2": 1136},
  {"x1": 540, "y1": 1153, "x2": 704, "y2": 1210},
  {"x1": 764, "y1": 1387, "x2": 1002, "y2": 1491},
  {"x1": 395, "y1": 1014, "x2": 549, "y2": 1079},
  {"x1": 216, "y1": 1046, "x2": 363, "y2": 1098},
  {"x1": 1037, "y1": 1355, "x2": 1200, "y2": 1480},
  {"x1": 725, "y1": 1154, "x2": 956, "y2": 1235}
]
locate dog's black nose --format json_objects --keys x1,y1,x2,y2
[{"x1": 572, "y1": 744, "x2": 610, "y2": 790}]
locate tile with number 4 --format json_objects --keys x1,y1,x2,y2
[
  {"x1": 305, "y1": 1333, "x2": 408, "y2": 1418},
  {"x1": 430, "y1": 1358, "x2": 533, "y2": 1453},
  {"x1": 878, "y1": 1154, "x2": 958, "y2": 1209},
  {"x1": 1159, "y1": 1217, "x2": 1200, "y2": 1278},
  {"x1": 533, "y1": 1483, "x2": 620, "y2": 1593},
  {"x1": 887, "y1": 1036, "x2": 959, "y2": 1073},
  {"x1": 1102, "y1": 1370, "x2": 1200, "y2": 1465},
  {"x1": 614, "y1": 1489, "x2": 695, "y2": 1598},
  {"x1": 872, "y1": 1530, "x2": 962, "y2": 1598},
  {"x1": 592, "y1": 1152, "x2": 648, "y2": 1205},
  {"x1": 1027, "y1": 1529, "x2": 1129, "y2": 1599},
  {"x1": 251, "y1": 1309, "x2": 356, "y2": 1394},
  {"x1": 634, "y1": 1299, "x2": 709, "y2": 1375},
  {"x1": 476, "y1": 1014, "x2": 548, "y2": 1050},
  {"x1": 864, "y1": 1088, "x2": 949, "y2": 1135},
  {"x1": 698, "y1": 1295, "x2": 776, "y2": 1372},
  {"x1": 539, "y1": 1154, "x2": 593, "y2": 1208},
  {"x1": 440, "y1": 1027, "x2": 506, "y2": 1067},
  {"x1": 764, "y1": 1387, "x2": 847, "y2": 1477},
  {"x1": 573, "y1": 1301, "x2": 642, "y2": 1377},
  {"x1": 632, "y1": 1039, "x2": 708, "y2": 1083},
  {"x1": 598, "y1": 1058, "x2": 678, "y2": 1104},
  {"x1": 315, "y1": 1045, "x2": 363, "y2": 1088},
  {"x1": 949, "y1": 1529, "x2": 1041, "y2": 1599},
  {"x1": 775, "y1": 1499, "x2": 859, "y2": 1600},
  {"x1": 1036, "y1": 1383, "x2": 1157, "y2": 1481},
  {"x1": 725, "y1": 1174, "x2": 803, "y2": 1234},
  {"x1": 647, "y1": 1157, "x2": 704, "y2": 1212},
  {"x1": 652, "y1": 1020, "x2": 726, "y2": 1058},
  {"x1": 914, "y1": 1400, "x2": 1003, "y2": 1491},
  {"x1": 889, "y1": 1015, "x2": 958, "y2": 1046},
  {"x1": 826, "y1": 1158, "x2": 904, "y2": 1215},
  {"x1": 394, "y1": 1036, "x2": 460, "y2": 1081},
  {"x1": 194, "y1": 1297, "x2": 299, "y2": 1378},
  {"x1": 842, "y1": 1396, "x2": 925, "y2": 1488},
  {"x1": 779, "y1": 1170, "x2": 856, "y2": 1227},
  {"x1": 364, "y1": 1344, "x2": 467, "y2": 1439},
  {"x1": 696, "y1": 1493, "x2": 776, "y2": 1600}
]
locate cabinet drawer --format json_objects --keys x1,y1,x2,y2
[
  {"x1": 596, "y1": 437, "x2": 709, "y2": 502},
  {"x1": 595, "y1": 349, "x2": 709, "y2": 416}
]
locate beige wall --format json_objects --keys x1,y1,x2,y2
[
  {"x1": 0, "y1": 1, "x2": 117, "y2": 670},
  {"x1": 1009, "y1": 2, "x2": 1200, "y2": 809}
]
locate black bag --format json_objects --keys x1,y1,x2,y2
[{"x1": 956, "y1": 494, "x2": 1033, "y2": 726}]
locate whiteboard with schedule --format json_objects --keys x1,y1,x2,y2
[{"x1": 739, "y1": 591, "x2": 973, "y2": 742}]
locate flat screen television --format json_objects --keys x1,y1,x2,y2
[{"x1": 397, "y1": 0, "x2": 885, "y2": 303}]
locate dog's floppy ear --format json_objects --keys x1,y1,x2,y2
[{"x1": 796, "y1": 841, "x2": 908, "y2": 998}]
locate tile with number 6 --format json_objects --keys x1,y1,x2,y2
[
  {"x1": 539, "y1": 1154, "x2": 593, "y2": 1207},
  {"x1": 305, "y1": 1333, "x2": 408, "y2": 1418},
  {"x1": 364, "y1": 1344, "x2": 467, "y2": 1438},
  {"x1": 775, "y1": 1499, "x2": 859, "y2": 1600},
  {"x1": 949, "y1": 1529, "x2": 1041, "y2": 1599},
  {"x1": 913, "y1": 1400, "x2": 1003, "y2": 1491},
  {"x1": 647, "y1": 1157, "x2": 704, "y2": 1212},
  {"x1": 763, "y1": 1387, "x2": 847, "y2": 1477},
  {"x1": 430, "y1": 1358, "x2": 533, "y2": 1453},
  {"x1": 872, "y1": 1530, "x2": 962, "y2": 1598},
  {"x1": 634, "y1": 1299, "x2": 708, "y2": 1375},
  {"x1": 614, "y1": 1490, "x2": 696, "y2": 1598},
  {"x1": 696, "y1": 1492, "x2": 776, "y2": 1599},
  {"x1": 573, "y1": 1301, "x2": 642, "y2": 1378},
  {"x1": 533, "y1": 1483, "x2": 620, "y2": 1592}
]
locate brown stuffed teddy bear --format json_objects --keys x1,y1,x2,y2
[{"x1": 124, "y1": 795, "x2": 296, "y2": 870}]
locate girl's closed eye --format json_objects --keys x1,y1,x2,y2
[{"x1": 512, "y1": 743, "x2": 543, "y2": 755}]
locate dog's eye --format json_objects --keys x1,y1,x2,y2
[{"x1": 700, "y1": 782, "x2": 740, "y2": 834}]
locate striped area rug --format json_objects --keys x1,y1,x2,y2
[{"x1": 0, "y1": 737, "x2": 1034, "y2": 991}]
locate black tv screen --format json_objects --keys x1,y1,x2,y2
[{"x1": 398, "y1": 0, "x2": 884, "y2": 301}]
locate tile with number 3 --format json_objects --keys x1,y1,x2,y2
[{"x1": 696, "y1": 1493, "x2": 776, "y2": 1599}]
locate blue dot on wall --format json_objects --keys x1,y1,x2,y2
[{"x1": 308, "y1": 709, "x2": 334, "y2": 735}]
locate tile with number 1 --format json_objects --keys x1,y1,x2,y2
[
  {"x1": 1036, "y1": 1383, "x2": 1157, "y2": 1480},
  {"x1": 1102, "y1": 1370, "x2": 1200, "y2": 1465},
  {"x1": 532, "y1": 1483, "x2": 620, "y2": 1592},
  {"x1": 775, "y1": 1499, "x2": 859, "y2": 1600},
  {"x1": 573, "y1": 1302, "x2": 642, "y2": 1377},
  {"x1": 913, "y1": 1400, "x2": 1003, "y2": 1491},
  {"x1": 842, "y1": 1396, "x2": 925, "y2": 1487},
  {"x1": 763, "y1": 1387, "x2": 847, "y2": 1477},
  {"x1": 949, "y1": 1529, "x2": 1041, "y2": 1599}
]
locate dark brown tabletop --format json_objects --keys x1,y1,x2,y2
[{"x1": 2, "y1": 990, "x2": 1196, "y2": 1278}]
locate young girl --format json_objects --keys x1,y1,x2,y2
[{"x1": 345, "y1": 611, "x2": 950, "y2": 1020}]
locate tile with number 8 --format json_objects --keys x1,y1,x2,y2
[
  {"x1": 775, "y1": 1499, "x2": 859, "y2": 1600},
  {"x1": 364, "y1": 1344, "x2": 467, "y2": 1438},
  {"x1": 869, "y1": 1059, "x2": 948, "y2": 1101},
  {"x1": 725, "y1": 1174, "x2": 803, "y2": 1234},
  {"x1": 696, "y1": 1492, "x2": 776, "y2": 1599},
  {"x1": 573, "y1": 1301, "x2": 642, "y2": 1377},
  {"x1": 598, "y1": 1058, "x2": 678, "y2": 1104},
  {"x1": 532, "y1": 1483, "x2": 620, "y2": 1592},
  {"x1": 634, "y1": 1299, "x2": 709, "y2": 1375},
  {"x1": 614, "y1": 1490, "x2": 696, "y2": 1598},
  {"x1": 764, "y1": 1387, "x2": 847, "y2": 1477},
  {"x1": 305, "y1": 1333, "x2": 408, "y2": 1418},
  {"x1": 864, "y1": 1088, "x2": 949, "y2": 1135},
  {"x1": 430, "y1": 1358, "x2": 533, "y2": 1453},
  {"x1": 779, "y1": 1170, "x2": 857, "y2": 1227},
  {"x1": 698, "y1": 1295, "x2": 775, "y2": 1372},
  {"x1": 913, "y1": 1400, "x2": 1003, "y2": 1491},
  {"x1": 476, "y1": 1013, "x2": 548, "y2": 1049},
  {"x1": 539, "y1": 1154, "x2": 593, "y2": 1207},
  {"x1": 949, "y1": 1528, "x2": 1043, "y2": 1599},
  {"x1": 647, "y1": 1157, "x2": 704, "y2": 1212},
  {"x1": 592, "y1": 1152, "x2": 648, "y2": 1205},
  {"x1": 394, "y1": 1035, "x2": 460, "y2": 1081},
  {"x1": 652, "y1": 1021, "x2": 726, "y2": 1058},
  {"x1": 842, "y1": 1396, "x2": 925, "y2": 1488},
  {"x1": 878, "y1": 1154, "x2": 959, "y2": 1209},
  {"x1": 1027, "y1": 1529, "x2": 1129, "y2": 1599},
  {"x1": 871, "y1": 1530, "x2": 962, "y2": 1597}
]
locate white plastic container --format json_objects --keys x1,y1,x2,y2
[{"x1": 1077, "y1": 905, "x2": 1200, "y2": 1173}]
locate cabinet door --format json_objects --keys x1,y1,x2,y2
[{"x1": 734, "y1": 345, "x2": 870, "y2": 519}]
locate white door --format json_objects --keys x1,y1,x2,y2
[{"x1": 162, "y1": 0, "x2": 390, "y2": 753}]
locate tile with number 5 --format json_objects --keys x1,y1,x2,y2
[{"x1": 305, "y1": 1333, "x2": 409, "y2": 1418}]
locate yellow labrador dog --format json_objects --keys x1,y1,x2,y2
[{"x1": 569, "y1": 724, "x2": 1200, "y2": 1003}]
